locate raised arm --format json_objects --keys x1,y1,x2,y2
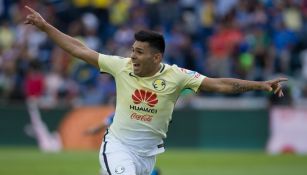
[
  {"x1": 24, "y1": 6, "x2": 99, "y2": 68},
  {"x1": 200, "y1": 77, "x2": 288, "y2": 97}
]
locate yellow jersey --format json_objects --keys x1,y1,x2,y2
[{"x1": 98, "y1": 54, "x2": 206, "y2": 156}]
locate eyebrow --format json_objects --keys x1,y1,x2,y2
[{"x1": 132, "y1": 47, "x2": 144, "y2": 51}]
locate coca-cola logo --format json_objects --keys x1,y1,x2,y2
[
  {"x1": 130, "y1": 113, "x2": 153, "y2": 122},
  {"x1": 132, "y1": 89, "x2": 158, "y2": 107}
]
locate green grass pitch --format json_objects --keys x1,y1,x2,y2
[{"x1": 0, "y1": 147, "x2": 306, "y2": 175}]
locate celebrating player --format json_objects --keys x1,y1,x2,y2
[{"x1": 24, "y1": 6, "x2": 287, "y2": 175}]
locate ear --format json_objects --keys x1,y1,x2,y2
[{"x1": 153, "y1": 53, "x2": 163, "y2": 63}]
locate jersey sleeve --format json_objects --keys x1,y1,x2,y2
[
  {"x1": 98, "y1": 54, "x2": 127, "y2": 76},
  {"x1": 174, "y1": 66, "x2": 206, "y2": 93}
]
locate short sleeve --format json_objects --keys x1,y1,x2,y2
[
  {"x1": 98, "y1": 54, "x2": 127, "y2": 76},
  {"x1": 174, "y1": 66, "x2": 206, "y2": 93}
]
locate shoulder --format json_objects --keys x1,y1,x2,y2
[
  {"x1": 98, "y1": 54, "x2": 131, "y2": 75},
  {"x1": 166, "y1": 64, "x2": 200, "y2": 78},
  {"x1": 99, "y1": 54, "x2": 130, "y2": 63}
]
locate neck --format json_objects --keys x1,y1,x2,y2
[{"x1": 141, "y1": 63, "x2": 161, "y2": 77}]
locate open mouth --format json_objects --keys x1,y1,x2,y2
[{"x1": 133, "y1": 63, "x2": 140, "y2": 68}]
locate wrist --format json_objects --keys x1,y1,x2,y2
[
  {"x1": 40, "y1": 21, "x2": 50, "y2": 32},
  {"x1": 260, "y1": 81, "x2": 271, "y2": 91}
]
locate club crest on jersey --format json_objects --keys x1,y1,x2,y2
[
  {"x1": 132, "y1": 89, "x2": 158, "y2": 107},
  {"x1": 153, "y1": 79, "x2": 166, "y2": 91}
]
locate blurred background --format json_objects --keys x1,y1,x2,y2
[{"x1": 0, "y1": 0, "x2": 307, "y2": 175}]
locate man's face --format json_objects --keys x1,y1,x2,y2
[{"x1": 130, "y1": 41, "x2": 161, "y2": 77}]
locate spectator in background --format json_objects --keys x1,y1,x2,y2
[
  {"x1": 109, "y1": 0, "x2": 131, "y2": 28},
  {"x1": 0, "y1": 19, "x2": 15, "y2": 51},
  {"x1": 24, "y1": 60, "x2": 44, "y2": 99},
  {"x1": 198, "y1": 0, "x2": 216, "y2": 42},
  {"x1": 0, "y1": 51, "x2": 15, "y2": 99},
  {"x1": 207, "y1": 16, "x2": 243, "y2": 77},
  {"x1": 82, "y1": 13, "x2": 102, "y2": 52},
  {"x1": 283, "y1": 1, "x2": 303, "y2": 32},
  {"x1": 272, "y1": 22, "x2": 297, "y2": 74}
]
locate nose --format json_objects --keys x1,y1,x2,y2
[{"x1": 130, "y1": 53, "x2": 136, "y2": 60}]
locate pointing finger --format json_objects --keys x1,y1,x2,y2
[
  {"x1": 273, "y1": 78, "x2": 288, "y2": 84},
  {"x1": 25, "y1": 6, "x2": 37, "y2": 14}
]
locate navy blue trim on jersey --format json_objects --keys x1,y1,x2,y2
[
  {"x1": 100, "y1": 71, "x2": 110, "y2": 75},
  {"x1": 160, "y1": 64, "x2": 165, "y2": 73},
  {"x1": 102, "y1": 129, "x2": 111, "y2": 175},
  {"x1": 157, "y1": 143, "x2": 164, "y2": 148},
  {"x1": 129, "y1": 72, "x2": 138, "y2": 78}
]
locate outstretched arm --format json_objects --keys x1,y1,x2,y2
[
  {"x1": 200, "y1": 77, "x2": 288, "y2": 97},
  {"x1": 24, "y1": 6, "x2": 99, "y2": 68}
]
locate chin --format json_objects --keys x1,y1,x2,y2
[
  {"x1": 135, "y1": 71, "x2": 146, "y2": 77},
  {"x1": 133, "y1": 70, "x2": 140, "y2": 75},
  {"x1": 135, "y1": 72, "x2": 143, "y2": 76}
]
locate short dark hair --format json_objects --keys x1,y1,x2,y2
[{"x1": 134, "y1": 30, "x2": 165, "y2": 54}]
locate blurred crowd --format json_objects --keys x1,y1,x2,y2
[{"x1": 0, "y1": 0, "x2": 307, "y2": 108}]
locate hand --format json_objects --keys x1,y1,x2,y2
[
  {"x1": 264, "y1": 77, "x2": 288, "y2": 97},
  {"x1": 24, "y1": 6, "x2": 47, "y2": 30}
]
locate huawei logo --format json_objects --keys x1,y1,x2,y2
[{"x1": 132, "y1": 89, "x2": 158, "y2": 107}]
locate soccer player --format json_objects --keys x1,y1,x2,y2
[{"x1": 24, "y1": 6, "x2": 287, "y2": 175}]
